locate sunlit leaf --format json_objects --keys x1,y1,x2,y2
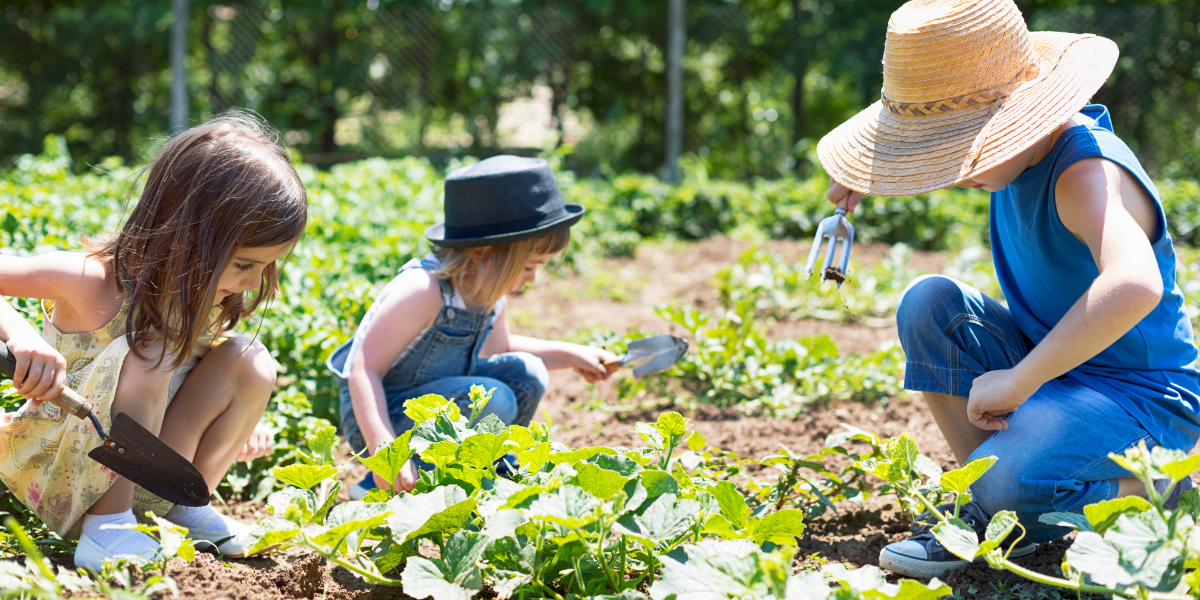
[
  {"x1": 273, "y1": 464, "x2": 339, "y2": 490},
  {"x1": 939, "y1": 456, "x2": 996, "y2": 494}
]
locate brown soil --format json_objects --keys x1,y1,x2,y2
[{"x1": 51, "y1": 238, "x2": 1109, "y2": 599}]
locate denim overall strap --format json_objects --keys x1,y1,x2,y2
[{"x1": 377, "y1": 274, "x2": 494, "y2": 390}]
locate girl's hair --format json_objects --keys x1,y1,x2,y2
[
  {"x1": 85, "y1": 111, "x2": 308, "y2": 368},
  {"x1": 434, "y1": 227, "x2": 571, "y2": 308}
]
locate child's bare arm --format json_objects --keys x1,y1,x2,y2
[
  {"x1": 967, "y1": 157, "x2": 1164, "y2": 429},
  {"x1": 488, "y1": 312, "x2": 616, "y2": 383},
  {"x1": 347, "y1": 270, "x2": 441, "y2": 453},
  {"x1": 0, "y1": 252, "x2": 110, "y2": 403}
]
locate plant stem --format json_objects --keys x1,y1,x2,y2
[
  {"x1": 909, "y1": 483, "x2": 949, "y2": 524},
  {"x1": 534, "y1": 580, "x2": 565, "y2": 600},
  {"x1": 302, "y1": 533, "x2": 401, "y2": 586},
  {"x1": 775, "y1": 461, "x2": 802, "y2": 511},
  {"x1": 571, "y1": 554, "x2": 587, "y2": 595},
  {"x1": 326, "y1": 549, "x2": 401, "y2": 585},
  {"x1": 620, "y1": 535, "x2": 627, "y2": 580},
  {"x1": 997, "y1": 559, "x2": 1181, "y2": 599}
]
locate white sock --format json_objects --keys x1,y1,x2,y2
[
  {"x1": 81, "y1": 510, "x2": 159, "y2": 554},
  {"x1": 165, "y1": 503, "x2": 244, "y2": 534}
]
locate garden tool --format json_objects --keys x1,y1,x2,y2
[
  {"x1": 804, "y1": 206, "x2": 855, "y2": 288},
  {"x1": 0, "y1": 345, "x2": 211, "y2": 506},
  {"x1": 603, "y1": 334, "x2": 688, "y2": 377}
]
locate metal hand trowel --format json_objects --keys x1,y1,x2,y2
[
  {"x1": 0, "y1": 345, "x2": 211, "y2": 506},
  {"x1": 603, "y1": 334, "x2": 689, "y2": 377}
]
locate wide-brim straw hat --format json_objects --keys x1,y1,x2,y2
[{"x1": 817, "y1": 0, "x2": 1118, "y2": 196}]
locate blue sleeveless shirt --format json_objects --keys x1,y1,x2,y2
[{"x1": 991, "y1": 104, "x2": 1200, "y2": 451}]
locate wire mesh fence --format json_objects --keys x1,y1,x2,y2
[{"x1": 2, "y1": 0, "x2": 1198, "y2": 179}]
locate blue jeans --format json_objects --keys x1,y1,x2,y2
[
  {"x1": 341, "y1": 351, "x2": 548, "y2": 456},
  {"x1": 897, "y1": 275, "x2": 1156, "y2": 544}
]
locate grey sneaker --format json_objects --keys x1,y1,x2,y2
[{"x1": 879, "y1": 502, "x2": 1035, "y2": 579}]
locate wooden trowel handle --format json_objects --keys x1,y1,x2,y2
[
  {"x1": 0, "y1": 342, "x2": 92, "y2": 420},
  {"x1": 603, "y1": 359, "x2": 621, "y2": 375}
]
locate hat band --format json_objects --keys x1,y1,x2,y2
[
  {"x1": 442, "y1": 207, "x2": 569, "y2": 241},
  {"x1": 881, "y1": 61, "x2": 1041, "y2": 117}
]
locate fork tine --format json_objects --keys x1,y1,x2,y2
[
  {"x1": 804, "y1": 230, "x2": 825, "y2": 279},
  {"x1": 821, "y1": 232, "x2": 838, "y2": 281}
]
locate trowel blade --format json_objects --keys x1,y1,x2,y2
[
  {"x1": 623, "y1": 335, "x2": 689, "y2": 377},
  {"x1": 88, "y1": 412, "x2": 211, "y2": 507}
]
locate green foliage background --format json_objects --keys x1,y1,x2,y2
[{"x1": 1, "y1": 0, "x2": 1198, "y2": 179}]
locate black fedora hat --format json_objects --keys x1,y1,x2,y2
[{"x1": 425, "y1": 155, "x2": 585, "y2": 248}]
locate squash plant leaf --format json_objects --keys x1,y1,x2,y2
[
  {"x1": 932, "y1": 518, "x2": 979, "y2": 561},
  {"x1": 404, "y1": 394, "x2": 461, "y2": 424},
  {"x1": 1038, "y1": 511, "x2": 1091, "y2": 532},
  {"x1": 709, "y1": 481, "x2": 750, "y2": 530},
  {"x1": 573, "y1": 462, "x2": 632, "y2": 500},
  {"x1": 361, "y1": 429, "x2": 415, "y2": 487},
  {"x1": 387, "y1": 485, "x2": 477, "y2": 545},
  {"x1": 1083, "y1": 496, "x2": 1153, "y2": 534},
  {"x1": 616, "y1": 494, "x2": 699, "y2": 545},
  {"x1": 266, "y1": 488, "x2": 317, "y2": 526},
  {"x1": 746, "y1": 509, "x2": 806, "y2": 546},
  {"x1": 244, "y1": 520, "x2": 302, "y2": 556},
  {"x1": 524, "y1": 485, "x2": 600, "y2": 529},
  {"x1": 305, "y1": 425, "x2": 339, "y2": 466},
  {"x1": 939, "y1": 456, "x2": 997, "y2": 494},
  {"x1": 273, "y1": 464, "x2": 339, "y2": 490},
  {"x1": 315, "y1": 501, "x2": 393, "y2": 546}
]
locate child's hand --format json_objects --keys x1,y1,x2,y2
[
  {"x1": 566, "y1": 345, "x2": 619, "y2": 383},
  {"x1": 236, "y1": 422, "x2": 275, "y2": 462},
  {"x1": 373, "y1": 458, "x2": 419, "y2": 493},
  {"x1": 5, "y1": 335, "x2": 67, "y2": 406},
  {"x1": 826, "y1": 179, "x2": 865, "y2": 214},
  {"x1": 967, "y1": 369, "x2": 1035, "y2": 431}
]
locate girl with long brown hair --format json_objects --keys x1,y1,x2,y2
[
  {"x1": 0, "y1": 111, "x2": 308, "y2": 571},
  {"x1": 327, "y1": 155, "x2": 615, "y2": 499}
]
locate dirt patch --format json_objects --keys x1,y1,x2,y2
[
  {"x1": 60, "y1": 553, "x2": 370, "y2": 600},
  {"x1": 509, "y1": 237, "x2": 944, "y2": 341}
]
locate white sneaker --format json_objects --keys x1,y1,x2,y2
[{"x1": 74, "y1": 532, "x2": 161, "y2": 573}]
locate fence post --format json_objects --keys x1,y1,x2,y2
[
  {"x1": 170, "y1": 0, "x2": 189, "y2": 134},
  {"x1": 663, "y1": 0, "x2": 685, "y2": 183}
]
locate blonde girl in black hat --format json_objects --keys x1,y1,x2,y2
[{"x1": 327, "y1": 155, "x2": 616, "y2": 498}]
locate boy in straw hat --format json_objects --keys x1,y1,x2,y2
[{"x1": 819, "y1": 0, "x2": 1200, "y2": 579}]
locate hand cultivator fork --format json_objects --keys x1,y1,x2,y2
[{"x1": 804, "y1": 206, "x2": 855, "y2": 288}]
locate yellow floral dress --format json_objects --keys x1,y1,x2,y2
[{"x1": 0, "y1": 300, "x2": 197, "y2": 538}]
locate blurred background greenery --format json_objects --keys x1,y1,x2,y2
[{"x1": 1, "y1": 0, "x2": 1198, "y2": 180}]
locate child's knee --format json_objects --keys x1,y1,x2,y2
[
  {"x1": 505, "y1": 352, "x2": 549, "y2": 401},
  {"x1": 967, "y1": 451, "x2": 1045, "y2": 516},
  {"x1": 896, "y1": 275, "x2": 968, "y2": 341},
  {"x1": 220, "y1": 337, "x2": 277, "y2": 402}
]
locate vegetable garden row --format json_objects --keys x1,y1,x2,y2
[{"x1": 2, "y1": 138, "x2": 1200, "y2": 599}]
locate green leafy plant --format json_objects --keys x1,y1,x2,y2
[
  {"x1": 714, "y1": 243, "x2": 1003, "y2": 327},
  {"x1": 861, "y1": 433, "x2": 1200, "y2": 599},
  {"x1": 245, "y1": 389, "x2": 814, "y2": 599},
  {"x1": 594, "y1": 302, "x2": 904, "y2": 415}
]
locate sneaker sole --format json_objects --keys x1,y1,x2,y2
[{"x1": 879, "y1": 543, "x2": 1036, "y2": 579}]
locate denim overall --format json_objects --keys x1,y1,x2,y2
[{"x1": 327, "y1": 259, "x2": 548, "y2": 456}]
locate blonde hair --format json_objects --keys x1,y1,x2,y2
[{"x1": 434, "y1": 228, "x2": 571, "y2": 309}]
